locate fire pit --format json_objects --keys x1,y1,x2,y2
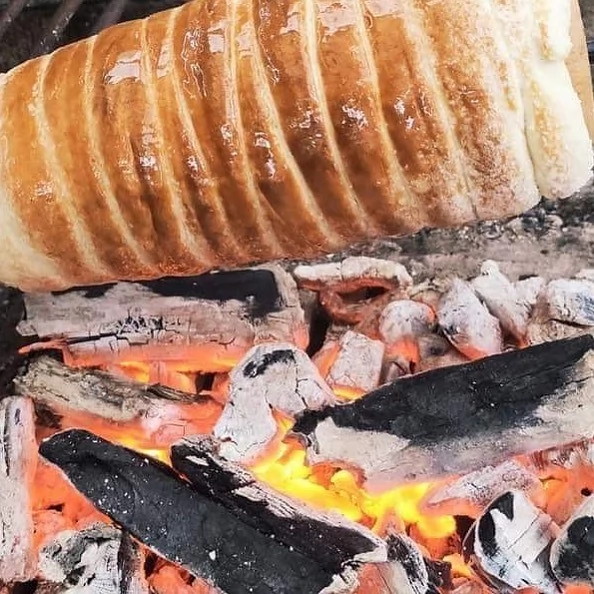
[
  {"x1": 1, "y1": 1, "x2": 594, "y2": 593},
  {"x1": 0, "y1": 248, "x2": 594, "y2": 593}
]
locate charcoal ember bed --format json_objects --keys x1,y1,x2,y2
[{"x1": 3, "y1": 253, "x2": 594, "y2": 593}]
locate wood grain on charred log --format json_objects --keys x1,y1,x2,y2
[
  {"x1": 13, "y1": 356, "x2": 206, "y2": 425},
  {"x1": 294, "y1": 335, "x2": 594, "y2": 489},
  {"x1": 18, "y1": 265, "x2": 306, "y2": 369},
  {"x1": 0, "y1": 396, "x2": 37, "y2": 582},
  {"x1": 39, "y1": 430, "x2": 386, "y2": 594}
]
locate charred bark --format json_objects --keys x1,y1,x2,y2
[
  {"x1": 39, "y1": 430, "x2": 386, "y2": 594},
  {"x1": 18, "y1": 265, "x2": 306, "y2": 369},
  {"x1": 294, "y1": 335, "x2": 594, "y2": 489}
]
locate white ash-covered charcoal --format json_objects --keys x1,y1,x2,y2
[
  {"x1": 550, "y1": 494, "x2": 594, "y2": 586},
  {"x1": 293, "y1": 335, "x2": 594, "y2": 489},
  {"x1": 40, "y1": 430, "x2": 386, "y2": 594},
  {"x1": 463, "y1": 490, "x2": 561, "y2": 594},
  {"x1": 213, "y1": 343, "x2": 336, "y2": 463},
  {"x1": 530, "y1": 439, "x2": 594, "y2": 475},
  {"x1": 470, "y1": 261, "x2": 534, "y2": 341},
  {"x1": 13, "y1": 356, "x2": 219, "y2": 438},
  {"x1": 420, "y1": 460, "x2": 545, "y2": 518},
  {"x1": 18, "y1": 265, "x2": 306, "y2": 369},
  {"x1": 0, "y1": 396, "x2": 37, "y2": 583},
  {"x1": 322, "y1": 331, "x2": 385, "y2": 396},
  {"x1": 539, "y1": 279, "x2": 594, "y2": 326},
  {"x1": 528, "y1": 279, "x2": 594, "y2": 345},
  {"x1": 436, "y1": 279, "x2": 503, "y2": 359},
  {"x1": 353, "y1": 533, "x2": 445, "y2": 594},
  {"x1": 38, "y1": 523, "x2": 148, "y2": 594},
  {"x1": 514, "y1": 276, "x2": 546, "y2": 309},
  {"x1": 293, "y1": 257, "x2": 412, "y2": 291},
  {"x1": 379, "y1": 300, "x2": 436, "y2": 372},
  {"x1": 293, "y1": 257, "x2": 412, "y2": 325}
]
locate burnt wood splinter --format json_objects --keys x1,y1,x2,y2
[
  {"x1": 293, "y1": 335, "x2": 594, "y2": 489},
  {"x1": 39, "y1": 429, "x2": 386, "y2": 594}
]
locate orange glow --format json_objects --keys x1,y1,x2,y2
[
  {"x1": 444, "y1": 553, "x2": 474, "y2": 578},
  {"x1": 252, "y1": 432, "x2": 456, "y2": 539}
]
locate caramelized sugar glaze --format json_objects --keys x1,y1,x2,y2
[{"x1": 0, "y1": 0, "x2": 592, "y2": 292}]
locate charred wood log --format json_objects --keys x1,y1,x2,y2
[
  {"x1": 550, "y1": 494, "x2": 594, "y2": 586},
  {"x1": 38, "y1": 523, "x2": 149, "y2": 594},
  {"x1": 0, "y1": 396, "x2": 37, "y2": 582},
  {"x1": 13, "y1": 356, "x2": 217, "y2": 432},
  {"x1": 212, "y1": 344, "x2": 336, "y2": 464},
  {"x1": 18, "y1": 265, "x2": 306, "y2": 369},
  {"x1": 39, "y1": 429, "x2": 386, "y2": 594},
  {"x1": 293, "y1": 335, "x2": 594, "y2": 489},
  {"x1": 171, "y1": 435, "x2": 385, "y2": 576},
  {"x1": 463, "y1": 490, "x2": 560, "y2": 594}
]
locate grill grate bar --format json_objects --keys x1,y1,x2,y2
[
  {"x1": 91, "y1": 0, "x2": 128, "y2": 35},
  {"x1": 0, "y1": 0, "x2": 28, "y2": 43},
  {"x1": 32, "y1": 0, "x2": 87, "y2": 58}
]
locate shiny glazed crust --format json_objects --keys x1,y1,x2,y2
[{"x1": 0, "y1": 0, "x2": 592, "y2": 292}]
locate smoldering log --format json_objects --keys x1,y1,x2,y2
[
  {"x1": 0, "y1": 396, "x2": 37, "y2": 582},
  {"x1": 13, "y1": 356, "x2": 211, "y2": 426},
  {"x1": 38, "y1": 523, "x2": 149, "y2": 594},
  {"x1": 18, "y1": 265, "x2": 306, "y2": 369},
  {"x1": 463, "y1": 490, "x2": 561, "y2": 594},
  {"x1": 39, "y1": 429, "x2": 386, "y2": 594},
  {"x1": 171, "y1": 435, "x2": 385, "y2": 574},
  {"x1": 293, "y1": 335, "x2": 594, "y2": 489},
  {"x1": 550, "y1": 494, "x2": 594, "y2": 586}
]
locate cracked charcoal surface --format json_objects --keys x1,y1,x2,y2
[{"x1": 39, "y1": 430, "x2": 350, "y2": 594}]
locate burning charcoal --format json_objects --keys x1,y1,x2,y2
[
  {"x1": 378, "y1": 300, "x2": 436, "y2": 371},
  {"x1": 550, "y1": 494, "x2": 594, "y2": 586},
  {"x1": 470, "y1": 261, "x2": 533, "y2": 341},
  {"x1": 40, "y1": 430, "x2": 386, "y2": 594},
  {"x1": 436, "y1": 279, "x2": 503, "y2": 359},
  {"x1": 293, "y1": 257, "x2": 412, "y2": 325},
  {"x1": 14, "y1": 356, "x2": 220, "y2": 441},
  {"x1": 353, "y1": 534, "x2": 438, "y2": 594},
  {"x1": 293, "y1": 257, "x2": 412, "y2": 290},
  {"x1": 449, "y1": 577, "x2": 490, "y2": 594},
  {"x1": 464, "y1": 490, "x2": 561, "y2": 593},
  {"x1": 172, "y1": 435, "x2": 385, "y2": 575},
  {"x1": 527, "y1": 279, "x2": 594, "y2": 345},
  {"x1": 420, "y1": 460, "x2": 545, "y2": 518},
  {"x1": 38, "y1": 523, "x2": 148, "y2": 593},
  {"x1": 540, "y1": 279, "x2": 594, "y2": 326},
  {"x1": 293, "y1": 335, "x2": 594, "y2": 489},
  {"x1": 149, "y1": 565, "x2": 220, "y2": 594},
  {"x1": 0, "y1": 396, "x2": 37, "y2": 582},
  {"x1": 18, "y1": 265, "x2": 306, "y2": 369},
  {"x1": 514, "y1": 276, "x2": 546, "y2": 308},
  {"x1": 213, "y1": 343, "x2": 336, "y2": 463},
  {"x1": 318, "y1": 331, "x2": 385, "y2": 397}
]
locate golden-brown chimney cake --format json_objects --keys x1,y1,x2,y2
[{"x1": 0, "y1": 0, "x2": 592, "y2": 292}]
